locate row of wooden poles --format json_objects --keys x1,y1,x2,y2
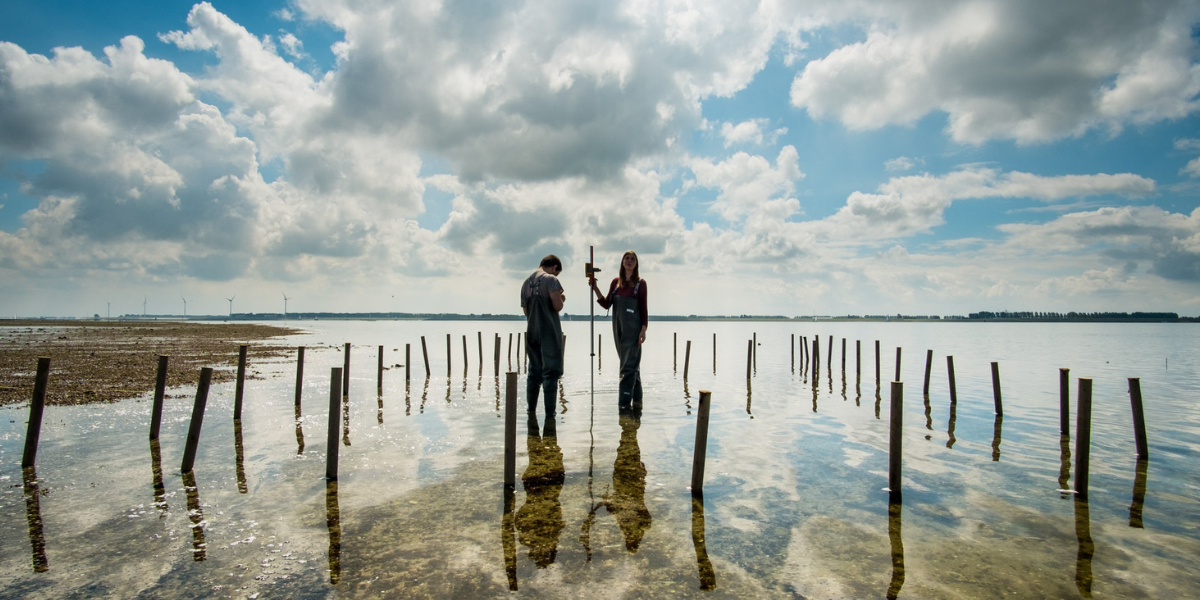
[{"x1": 21, "y1": 333, "x2": 1151, "y2": 496}]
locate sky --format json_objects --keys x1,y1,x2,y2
[{"x1": 1, "y1": 0, "x2": 1199, "y2": 318}]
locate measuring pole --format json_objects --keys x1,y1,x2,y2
[{"x1": 589, "y1": 245, "x2": 596, "y2": 404}]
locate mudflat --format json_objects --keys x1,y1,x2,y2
[{"x1": 0, "y1": 320, "x2": 300, "y2": 407}]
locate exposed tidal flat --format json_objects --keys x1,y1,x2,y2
[{"x1": 1, "y1": 319, "x2": 1198, "y2": 598}]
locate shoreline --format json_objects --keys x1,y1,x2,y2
[{"x1": 0, "y1": 321, "x2": 302, "y2": 407}]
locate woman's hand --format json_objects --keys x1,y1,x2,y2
[{"x1": 638, "y1": 325, "x2": 646, "y2": 345}]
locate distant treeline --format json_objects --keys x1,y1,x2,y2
[{"x1": 967, "y1": 311, "x2": 1186, "y2": 321}]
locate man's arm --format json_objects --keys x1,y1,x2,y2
[{"x1": 550, "y1": 289, "x2": 564, "y2": 312}]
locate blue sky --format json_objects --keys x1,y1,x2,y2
[{"x1": 1, "y1": 0, "x2": 1199, "y2": 317}]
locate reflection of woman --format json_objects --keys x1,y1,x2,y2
[
  {"x1": 606, "y1": 411, "x2": 652, "y2": 551},
  {"x1": 515, "y1": 417, "x2": 565, "y2": 568},
  {"x1": 591, "y1": 251, "x2": 647, "y2": 407}
]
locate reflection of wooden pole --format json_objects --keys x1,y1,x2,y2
[
  {"x1": 1074, "y1": 378, "x2": 1093, "y2": 499},
  {"x1": 22, "y1": 466, "x2": 48, "y2": 572},
  {"x1": 1128, "y1": 378, "x2": 1149, "y2": 459},
  {"x1": 504, "y1": 372, "x2": 517, "y2": 488},
  {"x1": 234, "y1": 344, "x2": 248, "y2": 419},
  {"x1": 888, "y1": 381, "x2": 903, "y2": 499},
  {"x1": 21, "y1": 357, "x2": 51, "y2": 468},
  {"x1": 991, "y1": 362, "x2": 1004, "y2": 416},
  {"x1": 180, "y1": 367, "x2": 213, "y2": 473},
  {"x1": 150, "y1": 355, "x2": 168, "y2": 440},
  {"x1": 295, "y1": 347, "x2": 305, "y2": 409},
  {"x1": 1129, "y1": 458, "x2": 1148, "y2": 528},
  {"x1": 326, "y1": 367, "x2": 343, "y2": 480},
  {"x1": 922, "y1": 350, "x2": 932, "y2": 396},
  {"x1": 684, "y1": 341, "x2": 692, "y2": 380},
  {"x1": 420, "y1": 336, "x2": 430, "y2": 378},
  {"x1": 692, "y1": 493, "x2": 717, "y2": 591},
  {"x1": 691, "y1": 391, "x2": 712, "y2": 493}
]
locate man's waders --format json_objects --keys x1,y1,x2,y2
[
  {"x1": 525, "y1": 272, "x2": 563, "y2": 416},
  {"x1": 612, "y1": 283, "x2": 643, "y2": 407}
]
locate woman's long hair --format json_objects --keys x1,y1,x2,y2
[{"x1": 619, "y1": 251, "x2": 640, "y2": 289}]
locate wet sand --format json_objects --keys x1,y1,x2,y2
[{"x1": 0, "y1": 320, "x2": 300, "y2": 407}]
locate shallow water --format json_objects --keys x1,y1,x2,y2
[{"x1": 1, "y1": 320, "x2": 1198, "y2": 598}]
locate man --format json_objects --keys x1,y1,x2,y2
[{"x1": 521, "y1": 255, "x2": 566, "y2": 416}]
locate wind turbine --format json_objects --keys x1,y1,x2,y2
[
  {"x1": 282, "y1": 292, "x2": 291, "y2": 318},
  {"x1": 181, "y1": 295, "x2": 188, "y2": 317},
  {"x1": 226, "y1": 294, "x2": 236, "y2": 317},
  {"x1": 104, "y1": 300, "x2": 111, "y2": 320}
]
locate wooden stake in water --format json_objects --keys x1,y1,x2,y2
[
  {"x1": 180, "y1": 367, "x2": 213, "y2": 474},
  {"x1": 447, "y1": 334, "x2": 453, "y2": 377},
  {"x1": 234, "y1": 344, "x2": 248, "y2": 420},
  {"x1": 753, "y1": 332, "x2": 757, "y2": 371},
  {"x1": 894, "y1": 347, "x2": 902, "y2": 383},
  {"x1": 295, "y1": 347, "x2": 305, "y2": 409},
  {"x1": 875, "y1": 340, "x2": 881, "y2": 387},
  {"x1": 712, "y1": 333, "x2": 716, "y2": 373},
  {"x1": 888, "y1": 381, "x2": 904, "y2": 500},
  {"x1": 923, "y1": 350, "x2": 933, "y2": 396},
  {"x1": 463, "y1": 335, "x2": 470, "y2": 374},
  {"x1": 991, "y1": 362, "x2": 1004, "y2": 416},
  {"x1": 420, "y1": 336, "x2": 430, "y2": 378},
  {"x1": 378, "y1": 345, "x2": 385, "y2": 392},
  {"x1": 494, "y1": 334, "x2": 501, "y2": 378},
  {"x1": 1059, "y1": 368, "x2": 1070, "y2": 436},
  {"x1": 684, "y1": 340, "x2": 692, "y2": 380},
  {"x1": 691, "y1": 391, "x2": 713, "y2": 494},
  {"x1": 504, "y1": 371, "x2": 517, "y2": 488},
  {"x1": 326, "y1": 368, "x2": 343, "y2": 480},
  {"x1": 1128, "y1": 378, "x2": 1149, "y2": 460},
  {"x1": 507, "y1": 333, "x2": 513, "y2": 370},
  {"x1": 478, "y1": 332, "x2": 483, "y2": 372},
  {"x1": 674, "y1": 332, "x2": 678, "y2": 370},
  {"x1": 343, "y1": 343, "x2": 350, "y2": 398},
  {"x1": 791, "y1": 334, "x2": 795, "y2": 369},
  {"x1": 1074, "y1": 378, "x2": 1093, "y2": 500},
  {"x1": 150, "y1": 355, "x2": 168, "y2": 440},
  {"x1": 405, "y1": 344, "x2": 411, "y2": 382},
  {"x1": 21, "y1": 357, "x2": 51, "y2": 468},
  {"x1": 841, "y1": 338, "x2": 846, "y2": 376},
  {"x1": 513, "y1": 334, "x2": 519, "y2": 374},
  {"x1": 946, "y1": 356, "x2": 958, "y2": 405}
]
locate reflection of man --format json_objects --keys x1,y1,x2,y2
[
  {"x1": 521, "y1": 255, "x2": 565, "y2": 417},
  {"x1": 606, "y1": 409, "x2": 652, "y2": 552},
  {"x1": 515, "y1": 417, "x2": 565, "y2": 567}
]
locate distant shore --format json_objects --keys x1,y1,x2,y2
[{"x1": 0, "y1": 320, "x2": 299, "y2": 407}]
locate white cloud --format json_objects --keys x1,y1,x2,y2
[
  {"x1": 278, "y1": 32, "x2": 306, "y2": 59},
  {"x1": 884, "y1": 156, "x2": 923, "y2": 172},
  {"x1": 719, "y1": 118, "x2": 786, "y2": 147},
  {"x1": 790, "y1": 0, "x2": 1200, "y2": 144},
  {"x1": 1183, "y1": 157, "x2": 1200, "y2": 178}
]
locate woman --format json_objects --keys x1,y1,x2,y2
[{"x1": 590, "y1": 251, "x2": 647, "y2": 407}]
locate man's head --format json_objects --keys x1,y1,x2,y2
[{"x1": 540, "y1": 254, "x2": 563, "y2": 275}]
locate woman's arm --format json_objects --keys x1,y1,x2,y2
[
  {"x1": 592, "y1": 278, "x2": 617, "y2": 310},
  {"x1": 638, "y1": 280, "x2": 647, "y2": 344}
]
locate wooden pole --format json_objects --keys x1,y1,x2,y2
[
  {"x1": 326, "y1": 367, "x2": 343, "y2": 480},
  {"x1": 150, "y1": 355, "x2": 168, "y2": 440},
  {"x1": 478, "y1": 332, "x2": 483, "y2": 374},
  {"x1": 342, "y1": 343, "x2": 350, "y2": 398},
  {"x1": 812, "y1": 337, "x2": 819, "y2": 381},
  {"x1": 513, "y1": 334, "x2": 519, "y2": 374},
  {"x1": 463, "y1": 335, "x2": 470, "y2": 374},
  {"x1": 922, "y1": 350, "x2": 932, "y2": 396},
  {"x1": 745, "y1": 339, "x2": 753, "y2": 379},
  {"x1": 1059, "y1": 368, "x2": 1070, "y2": 436},
  {"x1": 946, "y1": 356, "x2": 958, "y2": 405},
  {"x1": 991, "y1": 362, "x2": 1003, "y2": 415},
  {"x1": 378, "y1": 345, "x2": 385, "y2": 392},
  {"x1": 295, "y1": 347, "x2": 305, "y2": 409},
  {"x1": 753, "y1": 332, "x2": 757, "y2": 371},
  {"x1": 420, "y1": 336, "x2": 430, "y2": 378},
  {"x1": 20, "y1": 357, "x2": 51, "y2": 468},
  {"x1": 691, "y1": 390, "x2": 712, "y2": 493},
  {"x1": 841, "y1": 338, "x2": 846, "y2": 375},
  {"x1": 684, "y1": 340, "x2": 692, "y2": 380},
  {"x1": 889, "y1": 381, "x2": 903, "y2": 499},
  {"x1": 234, "y1": 344, "x2": 248, "y2": 419},
  {"x1": 180, "y1": 367, "x2": 213, "y2": 473},
  {"x1": 856, "y1": 340, "x2": 861, "y2": 378},
  {"x1": 448, "y1": 334, "x2": 453, "y2": 377},
  {"x1": 494, "y1": 334, "x2": 501, "y2": 378},
  {"x1": 826, "y1": 335, "x2": 832, "y2": 374},
  {"x1": 598, "y1": 334, "x2": 602, "y2": 369},
  {"x1": 712, "y1": 333, "x2": 716, "y2": 373},
  {"x1": 405, "y1": 344, "x2": 411, "y2": 382},
  {"x1": 1074, "y1": 378, "x2": 1093, "y2": 499},
  {"x1": 791, "y1": 333, "x2": 795, "y2": 369},
  {"x1": 504, "y1": 371, "x2": 517, "y2": 488},
  {"x1": 894, "y1": 347, "x2": 902, "y2": 383},
  {"x1": 1128, "y1": 378, "x2": 1149, "y2": 460},
  {"x1": 674, "y1": 332, "x2": 677, "y2": 370},
  {"x1": 507, "y1": 333, "x2": 513, "y2": 370}
]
